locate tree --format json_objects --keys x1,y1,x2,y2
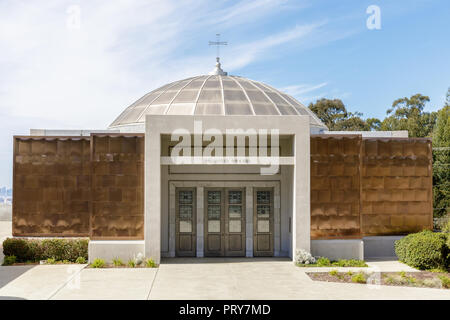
[
  {"x1": 308, "y1": 98, "x2": 347, "y2": 130},
  {"x1": 380, "y1": 93, "x2": 437, "y2": 137},
  {"x1": 432, "y1": 88, "x2": 450, "y2": 217},
  {"x1": 308, "y1": 98, "x2": 380, "y2": 131}
]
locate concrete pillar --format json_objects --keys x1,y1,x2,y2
[
  {"x1": 292, "y1": 128, "x2": 311, "y2": 261},
  {"x1": 196, "y1": 186, "x2": 204, "y2": 257},
  {"x1": 145, "y1": 123, "x2": 161, "y2": 264},
  {"x1": 168, "y1": 184, "x2": 176, "y2": 257},
  {"x1": 245, "y1": 186, "x2": 253, "y2": 257}
]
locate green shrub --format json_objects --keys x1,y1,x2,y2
[
  {"x1": 113, "y1": 258, "x2": 124, "y2": 267},
  {"x1": 46, "y1": 258, "x2": 56, "y2": 264},
  {"x1": 2, "y1": 255, "x2": 16, "y2": 266},
  {"x1": 395, "y1": 230, "x2": 449, "y2": 270},
  {"x1": 75, "y1": 256, "x2": 87, "y2": 264},
  {"x1": 328, "y1": 269, "x2": 338, "y2": 276},
  {"x1": 351, "y1": 273, "x2": 366, "y2": 284},
  {"x1": 92, "y1": 258, "x2": 105, "y2": 268},
  {"x1": 2, "y1": 238, "x2": 88, "y2": 263},
  {"x1": 316, "y1": 257, "x2": 331, "y2": 266},
  {"x1": 438, "y1": 275, "x2": 450, "y2": 289},
  {"x1": 145, "y1": 258, "x2": 157, "y2": 268},
  {"x1": 128, "y1": 259, "x2": 136, "y2": 268},
  {"x1": 2, "y1": 238, "x2": 33, "y2": 262},
  {"x1": 331, "y1": 259, "x2": 368, "y2": 267}
]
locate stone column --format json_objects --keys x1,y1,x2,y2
[
  {"x1": 245, "y1": 186, "x2": 253, "y2": 257},
  {"x1": 292, "y1": 128, "x2": 311, "y2": 261},
  {"x1": 196, "y1": 186, "x2": 204, "y2": 257},
  {"x1": 145, "y1": 122, "x2": 161, "y2": 264}
]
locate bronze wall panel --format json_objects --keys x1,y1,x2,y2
[
  {"x1": 361, "y1": 138, "x2": 433, "y2": 236},
  {"x1": 13, "y1": 137, "x2": 91, "y2": 236},
  {"x1": 90, "y1": 134, "x2": 144, "y2": 239},
  {"x1": 310, "y1": 135, "x2": 362, "y2": 239}
]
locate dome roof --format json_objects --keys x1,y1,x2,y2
[{"x1": 109, "y1": 74, "x2": 327, "y2": 129}]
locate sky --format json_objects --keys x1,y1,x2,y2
[{"x1": 0, "y1": 0, "x2": 449, "y2": 187}]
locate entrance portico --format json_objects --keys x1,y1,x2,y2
[{"x1": 145, "y1": 115, "x2": 311, "y2": 264}]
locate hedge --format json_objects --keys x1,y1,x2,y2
[
  {"x1": 2, "y1": 238, "x2": 89, "y2": 263},
  {"x1": 395, "y1": 230, "x2": 449, "y2": 270}
]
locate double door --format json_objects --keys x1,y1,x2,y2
[{"x1": 204, "y1": 188, "x2": 246, "y2": 257}]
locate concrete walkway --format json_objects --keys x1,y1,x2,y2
[{"x1": 0, "y1": 258, "x2": 449, "y2": 300}]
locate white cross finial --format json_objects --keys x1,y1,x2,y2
[{"x1": 209, "y1": 33, "x2": 227, "y2": 62}]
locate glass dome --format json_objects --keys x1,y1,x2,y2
[{"x1": 109, "y1": 75, "x2": 327, "y2": 130}]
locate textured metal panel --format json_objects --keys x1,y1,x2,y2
[
  {"x1": 90, "y1": 134, "x2": 144, "y2": 239},
  {"x1": 310, "y1": 135, "x2": 362, "y2": 239},
  {"x1": 13, "y1": 136, "x2": 91, "y2": 236},
  {"x1": 361, "y1": 138, "x2": 433, "y2": 236}
]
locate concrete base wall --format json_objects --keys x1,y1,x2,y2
[
  {"x1": 311, "y1": 239, "x2": 364, "y2": 260},
  {"x1": 363, "y1": 236, "x2": 404, "y2": 259},
  {"x1": 88, "y1": 240, "x2": 145, "y2": 263}
]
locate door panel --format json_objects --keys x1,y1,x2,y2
[
  {"x1": 224, "y1": 189, "x2": 245, "y2": 256},
  {"x1": 253, "y1": 188, "x2": 274, "y2": 256},
  {"x1": 175, "y1": 188, "x2": 196, "y2": 257},
  {"x1": 204, "y1": 188, "x2": 246, "y2": 257},
  {"x1": 204, "y1": 189, "x2": 223, "y2": 256}
]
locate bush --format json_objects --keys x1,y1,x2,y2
[
  {"x1": 2, "y1": 238, "x2": 33, "y2": 262},
  {"x1": 128, "y1": 259, "x2": 136, "y2": 268},
  {"x1": 351, "y1": 273, "x2": 366, "y2": 284},
  {"x1": 2, "y1": 255, "x2": 16, "y2": 266},
  {"x1": 2, "y1": 238, "x2": 89, "y2": 263},
  {"x1": 92, "y1": 258, "x2": 105, "y2": 268},
  {"x1": 113, "y1": 258, "x2": 124, "y2": 267},
  {"x1": 395, "y1": 230, "x2": 449, "y2": 270},
  {"x1": 438, "y1": 275, "x2": 450, "y2": 289},
  {"x1": 295, "y1": 249, "x2": 316, "y2": 265},
  {"x1": 75, "y1": 257, "x2": 87, "y2": 264},
  {"x1": 145, "y1": 258, "x2": 157, "y2": 268},
  {"x1": 316, "y1": 257, "x2": 331, "y2": 266},
  {"x1": 332, "y1": 259, "x2": 368, "y2": 267}
]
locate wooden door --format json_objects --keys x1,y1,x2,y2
[
  {"x1": 175, "y1": 188, "x2": 196, "y2": 256},
  {"x1": 253, "y1": 188, "x2": 274, "y2": 256}
]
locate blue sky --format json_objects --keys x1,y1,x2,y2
[{"x1": 0, "y1": 0, "x2": 449, "y2": 187}]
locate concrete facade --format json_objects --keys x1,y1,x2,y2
[
  {"x1": 311, "y1": 239, "x2": 364, "y2": 260},
  {"x1": 363, "y1": 236, "x2": 405, "y2": 259},
  {"x1": 145, "y1": 115, "x2": 311, "y2": 264}
]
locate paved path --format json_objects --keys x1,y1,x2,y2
[{"x1": 0, "y1": 258, "x2": 449, "y2": 300}]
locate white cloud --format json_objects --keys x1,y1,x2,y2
[{"x1": 0, "y1": 0, "x2": 338, "y2": 186}]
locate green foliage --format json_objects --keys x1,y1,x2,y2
[
  {"x1": 2, "y1": 238, "x2": 33, "y2": 262},
  {"x1": 329, "y1": 269, "x2": 338, "y2": 276},
  {"x1": 395, "y1": 230, "x2": 449, "y2": 270},
  {"x1": 113, "y1": 257, "x2": 124, "y2": 267},
  {"x1": 91, "y1": 258, "x2": 105, "y2": 268},
  {"x1": 145, "y1": 258, "x2": 157, "y2": 268},
  {"x1": 128, "y1": 259, "x2": 136, "y2": 268},
  {"x1": 75, "y1": 257, "x2": 87, "y2": 264},
  {"x1": 351, "y1": 273, "x2": 366, "y2": 284},
  {"x1": 46, "y1": 258, "x2": 56, "y2": 264},
  {"x1": 438, "y1": 275, "x2": 450, "y2": 288},
  {"x1": 381, "y1": 94, "x2": 437, "y2": 138},
  {"x1": 2, "y1": 238, "x2": 89, "y2": 263},
  {"x1": 432, "y1": 104, "x2": 450, "y2": 218},
  {"x1": 331, "y1": 259, "x2": 368, "y2": 267},
  {"x1": 308, "y1": 99, "x2": 380, "y2": 131},
  {"x1": 316, "y1": 257, "x2": 331, "y2": 266},
  {"x1": 2, "y1": 255, "x2": 16, "y2": 266}
]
